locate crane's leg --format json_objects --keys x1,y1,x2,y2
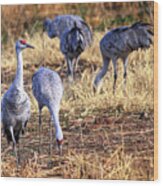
[
  {"x1": 9, "y1": 126, "x2": 19, "y2": 167},
  {"x1": 74, "y1": 56, "x2": 80, "y2": 72},
  {"x1": 47, "y1": 117, "x2": 54, "y2": 167},
  {"x1": 72, "y1": 58, "x2": 77, "y2": 79},
  {"x1": 112, "y1": 59, "x2": 117, "y2": 94},
  {"x1": 2, "y1": 127, "x2": 5, "y2": 137},
  {"x1": 22, "y1": 120, "x2": 28, "y2": 135},
  {"x1": 66, "y1": 57, "x2": 74, "y2": 83},
  {"x1": 38, "y1": 108, "x2": 42, "y2": 154},
  {"x1": 93, "y1": 56, "x2": 110, "y2": 92},
  {"x1": 48, "y1": 118, "x2": 53, "y2": 157},
  {"x1": 123, "y1": 58, "x2": 128, "y2": 94},
  {"x1": 17, "y1": 141, "x2": 20, "y2": 165}
]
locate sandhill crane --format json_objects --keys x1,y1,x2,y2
[
  {"x1": 32, "y1": 67, "x2": 63, "y2": 155},
  {"x1": 93, "y1": 22, "x2": 153, "y2": 94},
  {"x1": 43, "y1": 14, "x2": 93, "y2": 80},
  {"x1": 60, "y1": 22, "x2": 87, "y2": 81},
  {"x1": 1, "y1": 39, "x2": 34, "y2": 165}
]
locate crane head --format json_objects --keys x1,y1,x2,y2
[
  {"x1": 16, "y1": 39, "x2": 35, "y2": 50},
  {"x1": 57, "y1": 139, "x2": 63, "y2": 156},
  {"x1": 43, "y1": 18, "x2": 52, "y2": 32}
]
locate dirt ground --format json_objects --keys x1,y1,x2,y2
[
  {"x1": 1, "y1": 108, "x2": 154, "y2": 179},
  {"x1": 1, "y1": 60, "x2": 154, "y2": 179},
  {"x1": 1, "y1": 30, "x2": 154, "y2": 179}
]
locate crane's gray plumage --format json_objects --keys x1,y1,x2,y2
[
  {"x1": 43, "y1": 15, "x2": 93, "y2": 80},
  {"x1": 94, "y1": 22, "x2": 153, "y2": 93},
  {"x1": 1, "y1": 90, "x2": 30, "y2": 143},
  {"x1": 60, "y1": 22, "x2": 87, "y2": 79},
  {"x1": 32, "y1": 67, "x2": 63, "y2": 154},
  {"x1": 61, "y1": 22, "x2": 87, "y2": 59},
  {"x1": 1, "y1": 40, "x2": 34, "y2": 165},
  {"x1": 43, "y1": 15, "x2": 92, "y2": 47}
]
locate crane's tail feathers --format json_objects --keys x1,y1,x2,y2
[
  {"x1": 79, "y1": 20, "x2": 93, "y2": 46},
  {"x1": 132, "y1": 21, "x2": 154, "y2": 38},
  {"x1": 73, "y1": 21, "x2": 78, "y2": 29},
  {"x1": 130, "y1": 21, "x2": 154, "y2": 48}
]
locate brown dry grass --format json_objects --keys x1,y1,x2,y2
[
  {"x1": 1, "y1": 31, "x2": 154, "y2": 180},
  {"x1": 1, "y1": 2, "x2": 153, "y2": 43}
]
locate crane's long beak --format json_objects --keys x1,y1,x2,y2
[
  {"x1": 26, "y1": 43, "x2": 35, "y2": 49},
  {"x1": 57, "y1": 139, "x2": 63, "y2": 156}
]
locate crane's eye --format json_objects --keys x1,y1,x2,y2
[{"x1": 20, "y1": 40, "x2": 26, "y2": 45}]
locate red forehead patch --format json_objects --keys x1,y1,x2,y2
[{"x1": 20, "y1": 40, "x2": 26, "y2": 45}]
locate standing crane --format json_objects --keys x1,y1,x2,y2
[
  {"x1": 32, "y1": 67, "x2": 64, "y2": 155},
  {"x1": 43, "y1": 14, "x2": 93, "y2": 80},
  {"x1": 93, "y1": 22, "x2": 153, "y2": 94},
  {"x1": 1, "y1": 39, "x2": 34, "y2": 165},
  {"x1": 60, "y1": 22, "x2": 87, "y2": 81}
]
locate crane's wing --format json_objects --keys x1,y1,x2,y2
[
  {"x1": 2, "y1": 88, "x2": 30, "y2": 116},
  {"x1": 118, "y1": 22, "x2": 153, "y2": 51},
  {"x1": 51, "y1": 15, "x2": 93, "y2": 47},
  {"x1": 101, "y1": 22, "x2": 153, "y2": 56}
]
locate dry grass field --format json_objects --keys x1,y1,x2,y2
[
  {"x1": 1, "y1": 2, "x2": 155, "y2": 180},
  {"x1": 1, "y1": 30, "x2": 154, "y2": 179}
]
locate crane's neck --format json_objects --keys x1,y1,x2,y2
[
  {"x1": 14, "y1": 48, "x2": 24, "y2": 88},
  {"x1": 51, "y1": 107, "x2": 63, "y2": 141}
]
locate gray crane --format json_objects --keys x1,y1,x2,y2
[
  {"x1": 43, "y1": 14, "x2": 93, "y2": 81},
  {"x1": 1, "y1": 39, "x2": 34, "y2": 165},
  {"x1": 93, "y1": 22, "x2": 153, "y2": 94},
  {"x1": 60, "y1": 22, "x2": 87, "y2": 80},
  {"x1": 32, "y1": 67, "x2": 64, "y2": 155}
]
